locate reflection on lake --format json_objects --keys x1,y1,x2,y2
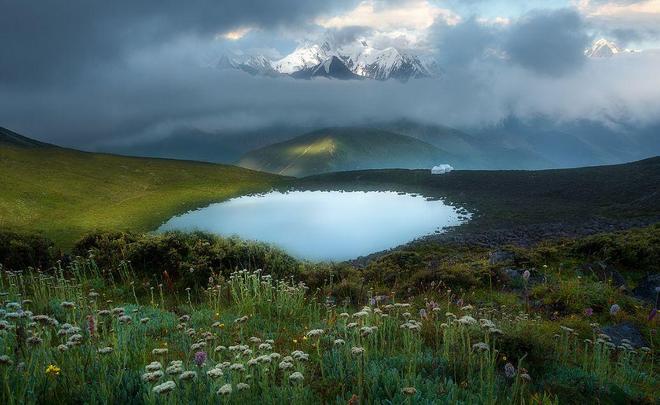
[{"x1": 158, "y1": 190, "x2": 469, "y2": 261}]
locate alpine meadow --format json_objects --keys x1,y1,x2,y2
[{"x1": 0, "y1": 1, "x2": 659, "y2": 404}]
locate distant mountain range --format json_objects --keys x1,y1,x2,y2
[
  {"x1": 100, "y1": 117, "x2": 660, "y2": 174},
  {"x1": 219, "y1": 39, "x2": 438, "y2": 81},
  {"x1": 219, "y1": 37, "x2": 644, "y2": 80}
]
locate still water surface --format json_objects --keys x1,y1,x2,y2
[{"x1": 158, "y1": 191, "x2": 469, "y2": 261}]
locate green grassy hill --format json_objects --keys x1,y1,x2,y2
[
  {"x1": 238, "y1": 127, "x2": 453, "y2": 177},
  {"x1": 0, "y1": 128, "x2": 286, "y2": 246},
  {"x1": 0, "y1": 126, "x2": 55, "y2": 148}
]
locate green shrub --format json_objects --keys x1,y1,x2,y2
[
  {"x1": 570, "y1": 225, "x2": 660, "y2": 272},
  {"x1": 72, "y1": 231, "x2": 301, "y2": 287},
  {"x1": 539, "y1": 366, "x2": 638, "y2": 404},
  {"x1": 0, "y1": 230, "x2": 56, "y2": 270}
]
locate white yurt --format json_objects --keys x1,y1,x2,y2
[{"x1": 431, "y1": 164, "x2": 454, "y2": 174}]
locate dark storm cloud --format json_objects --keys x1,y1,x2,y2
[
  {"x1": 4, "y1": 41, "x2": 658, "y2": 149},
  {"x1": 607, "y1": 26, "x2": 660, "y2": 46},
  {"x1": 0, "y1": 0, "x2": 356, "y2": 86},
  {"x1": 326, "y1": 26, "x2": 374, "y2": 46},
  {"x1": 433, "y1": 8, "x2": 590, "y2": 77},
  {"x1": 0, "y1": 3, "x2": 659, "y2": 149},
  {"x1": 434, "y1": 18, "x2": 500, "y2": 69},
  {"x1": 504, "y1": 9, "x2": 589, "y2": 76}
]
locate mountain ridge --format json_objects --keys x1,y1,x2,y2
[
  {"x1": 220, "y1": 39, "x2": 437, "y2": 81},
  {"x1": 0, "y1": 126, "x2": 56, "y2": 148},
  {"x1": 238, "y1": 127, "x2": 454, "y2": 177}
]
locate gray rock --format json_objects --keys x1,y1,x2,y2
[
  {"x1": 503, "y1": 268, "x2": 521, "y2": 280},
  {"x1": 632, "y1": 274, "x2": 660, "y2": 305},
  {"x1": 581, "y1": 262, "x2": 626, "y2": 288},
  {"x1": 489, "y1": 250, "x2": 515, "y2": 265},
  {"x1": 600, "y1": 322, "x2": 647, "y2": 348}
]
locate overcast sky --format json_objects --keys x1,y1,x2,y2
[{"x1": 1, "y1": 0, "x2": 659, "y2": 148}]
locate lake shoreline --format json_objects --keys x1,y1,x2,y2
[{"x1": 348, "y1": 216, "x2": 660, "y2": 266}]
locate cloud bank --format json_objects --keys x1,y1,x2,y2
[{"x1": 0, "y1": 2, "x2": 659, "y2": 148}]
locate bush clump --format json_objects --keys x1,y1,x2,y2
[
  {"x1": 73, "y1": 231, "x2": 301, "y2": 286},
  {"x1": 0, "y1": 230, "x2": 55, "y2": 270}
]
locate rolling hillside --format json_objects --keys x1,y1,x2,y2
[
  {"x1": 0, "y1": 127, "x2": 286, "y2": 246},
  {"x1": 0, "y1": 126, "x2": 55, "y2": 148},
  {"x1": 378, "y1": 119, "x2": 554, "y2": 169},
  {"x1": 238, "y1": 127, "x2": 453, "y2": 177}
]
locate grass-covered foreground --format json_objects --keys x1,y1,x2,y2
[
  {"x1": 0, "y1": 144, "x2": 285, "y2": 247},
  {"x1": 0, "y1": 226, "x2": 657, "y2": 404}
]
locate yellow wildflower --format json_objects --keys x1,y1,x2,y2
[{"x1": 46, "y1": 364, "x2": 61, "y2": 376}]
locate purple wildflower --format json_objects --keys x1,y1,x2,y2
[
  {"x1": 504, "y1": 362, "x2": 516, "y2": 379},
  {"x1": 194, "y1": 351, "x2": 207, "y2": 367},
  {"x1": 584, "y1": 308, "x2": 593, "y2": 317},
  {"x1": 610, "y1": 304, "x2": 621, "y2": 316}
]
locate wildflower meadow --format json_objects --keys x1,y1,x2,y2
[{"x1": 0, "y1": 228, "x2": 657, "y2": 404}]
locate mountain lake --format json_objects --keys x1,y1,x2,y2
[{"x1": 158, "y1": 190, "x2": 470, "y2": 261}]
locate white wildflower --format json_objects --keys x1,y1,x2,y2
[
  {"x1": 306, "y1": 329, "x2": 324, "y2": 338},
  {"x1": 179, "y1": 371, "x2": 197, "y2": 381},
  {"x1": 207, "y1": 368, "x2": 224, "y2": 379},
  {"x1": 289, "y1": 371, "x2": 304, "y2": 382},
  {"x1": 142, "y1": 370, "x2": 164, "y2": 382},
  {"x1": 153, "y1": 380, "x2": 176, "y2": 394},
  {"x1": 145, "y1": 362, "x2": 162, "y2": 372},
  {"x1": 279, "y1": 361, "x2": 294, "y2": 370},
  {"x1": 217, "y1": 383, "x2": 233, "y2": 395},
  {"x1": 351, "y1": 347, "x2": 365, "y2": 356},
  {"x1": 457, "y1": 315, "x2": 477, "y2": 326}
]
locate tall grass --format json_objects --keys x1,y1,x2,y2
[{"x1": 0, "y1": 259, "x2": 656, "y2": 404}]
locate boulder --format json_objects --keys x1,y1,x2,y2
[
  {"x1": 632, "y1": 273, "x2": 659, "y2": 305},
  {"x1": 489, "y1": 250, "x2": 515, "y2": 265},
  {"x1": 600, "y1": 322, "x2": 647, "y2": 348},
  {"x1": 581, "y1": 262, "x2": 626, "y2": 288},
  {"x1": 503, "y1": 268, "x2": 521, "y2": 280}
]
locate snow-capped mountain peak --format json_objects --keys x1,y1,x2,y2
[
  {"x1": 585, "y1": 39, "x2": 621, "y2": 58},
  {"x1": 218, "y1": 53, "x2": 278, "y2": 76},
  {"x1": 272, "y1": 42, "x2": 332, "y2": 74},
  {"x1": 219, "y1": 39, "x2": 438, "y2": 81}
]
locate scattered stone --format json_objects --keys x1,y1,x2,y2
[
  {"x1": 503, "y1": 268, "x2": 521, "y2": 280},
  {"x1": 632, "y1": 274, "x2": 660, "y2": 305},
  {"x1": 489, "y1": 250, "x2": 515, "y2": 265},
  {"x1": 600, "y1": 322, "x2": 647, "y2": 348},
  {"x1": 581, "y1": 262, "x2": 626, "y2": 288}
]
